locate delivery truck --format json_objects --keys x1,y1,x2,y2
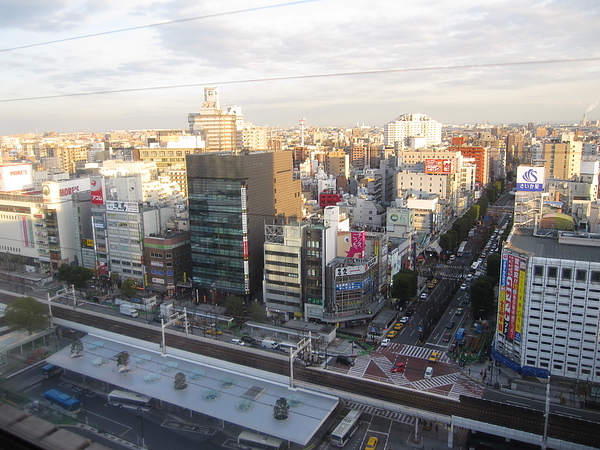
[{"x1": 119, "y1": 304, "x2": 139, "y2": 317}]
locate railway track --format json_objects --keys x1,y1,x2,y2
[{"x1": 18, "y1": 304, "x2": 600, "y2": 447}]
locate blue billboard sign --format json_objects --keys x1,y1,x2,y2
[{"x1": 516, "y1": 166, "x2": 545, "y2": 192}]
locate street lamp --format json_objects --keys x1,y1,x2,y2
[{"x1": 137, "y1": 411, "x2": 146, "y2": 448}]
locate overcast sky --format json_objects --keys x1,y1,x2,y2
[{"x1": 1, "y1": 0, "x2": 599, "y2": 135}]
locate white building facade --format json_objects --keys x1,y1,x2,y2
[
  {"x1": 384, "y1": 113, "x2": 442, "y2": 148},
  {"x1": 493, "y1": 229, "x2": 600, "y2": 383}
]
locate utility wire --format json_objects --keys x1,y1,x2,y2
[
  {"x1": 0, "y1": 0, "x2": 319, "y2": 53},
  {"x1": 1, "y1": 57, "x2": 599, "y2": 103}
]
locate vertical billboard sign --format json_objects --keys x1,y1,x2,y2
[
  {"x1": 499, "y1": 251, "x2": 525, "y2": 341},
  {"x1": 337, "y1": 231, "x2": 366, "y2": 259},
  {"x1": 515, "y1": 256, "x2": 526, "y2": 342},
  {"x1": 90, "y1": 177, "x2": 105, "y2": 205},
  {"x1": 516, "y1": 166, "x2": 545, "y2": 192},
  {"x1": 498, "y1": 253, "x2": 508, "y2": 335},
  {"x1": 508, "y1": 254, "x2": 520, "y2": 340}
]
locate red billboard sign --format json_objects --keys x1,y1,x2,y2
[{"x1": 425, "y1": 159, "x2": 452, "y2": 174}]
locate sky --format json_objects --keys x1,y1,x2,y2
[{"x1": 1, "y1": 0, "x2": 599, "y2": 135}]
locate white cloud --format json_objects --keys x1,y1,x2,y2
[{"x1": 0, "y1": 0, "x2": 599, "y2": 133}]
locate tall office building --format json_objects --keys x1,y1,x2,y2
[
  {"x1": 541, "y1": 138, "x2": 582, "y2": 180},
  {"x1": 384, "y1": 113, "x2": 442, "y2": 148},
  {"x1": 493, "y1": 228, "x2": 600, "y2": 384},
  {"x1": 187, "y1": 151, "x2": 303, "y2": 298},
  {"x1": 188, "y1": 87, "x2": 241, "y2": 152}
]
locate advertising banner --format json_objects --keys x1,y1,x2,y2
[
  {"x1": 425, "y1": 159, "x2": 452, "y2": 174},
  {"x1": 90, "y1": 177, "x2": 104, "y2": 205},
  {"x1": 42, "y1": 178, "x2": 91, "y2": 202},
  {"x1": 337, "y1": 231, "x2": 366, "y2": 259},
  {"x1": 0, "y1": 164, "x2": 33, "y2": 192},
  {"x1": 498, "y1": 253, "x2": 508, "y2": 335},
  {"x1": 516, "y1": 166, "x2": 545, "y2": 192},
  {"x1": 106, "y1": 201, "x2": 139, "y2": 213}
]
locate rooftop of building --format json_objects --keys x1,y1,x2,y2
[{"x1": 506, "y1": 227, "x2": 600, "y2": 262}]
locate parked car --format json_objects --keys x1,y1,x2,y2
[
  {"x1": 336, "y1": 355, "x2": 355, "y2": 366},
  {"x1": 390, "y1": 362, "x2": 405, "y2": 373},
  {"x1": 241, "y1": 335, "x2": 256, "y2": 345},
  {"x1": 365, "y1": 436, "x2": 379, "y2": 450}
]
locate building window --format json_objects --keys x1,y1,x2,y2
[
  {"x1": 547, "y1": 267, "x2": 557, "y2": 278},
  {"x1": 534, "y1": 265, "x2": 544, "y2": 277},
  {"x1": 561, "y1": 268, "x2": 572, "y2": 280},
  {"x1": 576, "y1": 269, "x2": 587, "y2": 282},
  {"x1": 591, "y1": 271, "x2": 600, "y2": 283}
]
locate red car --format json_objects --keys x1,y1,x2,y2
[{"x1": 390, "y1": 363, "x2": 406, "y2": 373}]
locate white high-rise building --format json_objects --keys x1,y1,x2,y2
[
  {"x1": 493, "y1": 228, "x2": 600, "y2": 383},
  {"x1": 384, "y1": 113, "x2": 442, "y2": 148}
]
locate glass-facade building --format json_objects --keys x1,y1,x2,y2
[{"x1": 187, "y1": 151, "x2": 302, "y2": 298}]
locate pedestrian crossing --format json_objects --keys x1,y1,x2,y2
[
  {"x1": 347, "y1": 356, "x2": 370, "y2": 377},
  {"x1": 371, "y1": 355, "x2": 411, "y2": 387},
  {"x1": 412, "y1": 371, "x2": 460, "y2": 391},
  {"x1": 345, "y1": 401, "x2": 416, "y2": 425},
  {"x1": 395, "y1": 344, "x2": 451, "y2": 363}
]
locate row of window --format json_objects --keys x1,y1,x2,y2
[
  {"x1": 533, "y1": 265, "x2": 600, "y2": 283},
  {"x1": 120, "y1": 269, "x2": 143, "y2": 276},
  {"x1": 110, "y1": 259, "x2": 142, "y2": 267},
  {"x1": 149, "y1": 252, "x2": 174, "y2": 259}
]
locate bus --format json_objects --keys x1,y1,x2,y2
[
  {"x1": 330, "y1": 409, "x2": 362, "y2": 447},
  {"x1": 107, "y1": 390, "x2": 152, "y2": 411},
  {"x1": 456, "y1": 240, "x2": 468, "y2": 257},
  {"x1": 43, "y1": 389, "x2": 81, "y2": 413},
  {"x1": 237, "y1": 431, "x2": 286, "y2": 450},
  {"x1": 41, "y1": 363, "x2": 63, "y2": 379}
]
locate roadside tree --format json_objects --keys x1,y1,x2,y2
[{"x1": 4, "y1": 296, "x2": 47, "y2": 335}]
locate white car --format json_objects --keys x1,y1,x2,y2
[
  {"x1": 399, "y1": 316, "x2": 409, "y2": 323},
  {"x1": 466, "y1": 273, "x2": 473, "y2": 281},
  {"x1": 420, "y1": 292, "x2": 428, "y2": 299},
  {"x1": 380, "y1": 338, "x2": 391, "y2": 347},
  {"x1": 460, "y1": 282, "x2": 468, "y2": 291}
]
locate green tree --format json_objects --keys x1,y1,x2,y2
[
  {"x1": 120, "y1": 279, "x2": 138, "y2": 299},
  {"x1": 249, "y1": 300, "x2": 266, "y2": 322},
  {"x1": 4, "y1": 296, "x2": 47, "y2": 335},
  {"x1": 469, "y1": 276, "x2": 496, "y2": 319},
  {"x1": 452, "y1": 217, "x2": 469, "y2": 242},
  {"x1": 439, "y1": 233, "x2": 453, "y2": 253},
  {"x1": 390, "y1": 269, "x2": 417, "y2": 302},
  {"x1": 225, "y1": 294, "x2": 244, "y2": 317},
  {"x1": 56, "y1": 265, "x2": 93, "y2": 290},
  {"x1": 486, "y1": 254, "x2": 501, "y2": 284}
]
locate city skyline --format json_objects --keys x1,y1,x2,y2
[{"x1": 1, "y1": 0, "x2": 599, "y2": 135}]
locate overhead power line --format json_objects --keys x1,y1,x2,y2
[
  {"x1": 0, "y1": 0, "x2": 319, "y2": 53},
  {"x1": 0, "y1": 57, "x2": 599, "y2": 104}
]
